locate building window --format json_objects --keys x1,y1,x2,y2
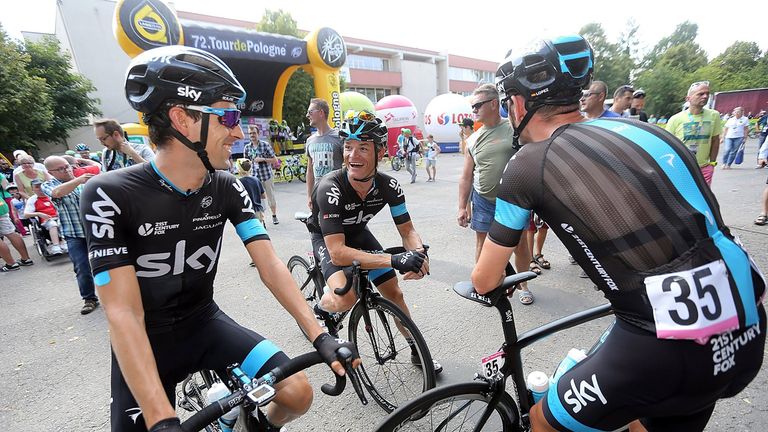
[
  {"x1": 449, "y1": 67, "x2": 493, "y2": 83},
  {"x1": 347, "y1": 87, "x2": 393, "y2": 103},
  {"x1": 346, "y1": 54, "x2": 389, "y2": 72}
]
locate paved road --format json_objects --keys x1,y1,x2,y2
[{"x1": 2, "y1": 139, "x2": 767, "y2": 431}]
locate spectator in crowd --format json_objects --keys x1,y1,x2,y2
[
  {"x1": 1, "y1": 178, "x2": 27, "y2": 235},
  {"x1": 238, "y1": 159, "x2": 266, "y2": 226},
  {"x1": 11, "y1": 150, "x2": 46, "y2": 174},
  {"x1": 94, "y1": 119, "x2": 155, "y2": 171},
  {"x1": 629, "y1": 89, "x2": 649, "y2": 122},
  {"x1": 0, "y1": 179, "x2": 34, "y2": 271},
  {"x1": 75, "y1": 143, "x2": 101, "y2": 163},
  {"x1": 0, "y1": 157, "x2": 13, "y2": 183},
  {"x1": 665, "y1": 81, "x2": 722, "y2": 185},
  {"x1": 721, "y1": 106, "x2": 750, "y2": 169},
  {"x1": 13, "y1": 154, "x2": 50, "y2": 199},
  {"x1": 401, "y1": 128, "x2": 421, "y2": 184},
  {"x1": 457, "y1": 83, "x2": 533, "y2": 304},
  {"x1": 247, "y1": 125, "x2": 279, "y2": 224},
  {"x1": 423, "y1": 134, "x2": 440, "y2": 182},
  {"x1": 458, "y1": 117, "x2": 475, "y2": 154},
  {"x1": 610, "y1": 85, "x2": 634, "y2": 117},
  {"x1": 649, "y1": 114, "x2": 658, "y2": 124},
  {"x1": 62, "y1": 155, "x2": 101, "y2": 177},
  {"x1": 755, "y1": 140, "x2": 768, "y2": 225},
  {"x1": 658, "y1": 116, "x2": 668, "y2": 124},
  {"x1": 24, "y1": 180, "x2": 65, "y2": 255},
  {"x1": 580, "y1": 80, "x2": 620, "y2": 119},
  {"x1": 42, "y1": 155, "x2": 99, "y2": 314},
  {"x1": 305, "y1": 98, "x2": 343, "y2": 209}
]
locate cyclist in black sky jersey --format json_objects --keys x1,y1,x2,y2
[
  {"x1": 471, "y1": 35, "x2": 766, "y2": 432},
  {"x1": 80, "y1": 46, "x2": 358, "y2": 432},
  {"x1": 308, "y1": 110, "x2": 442, "y2": 373}
]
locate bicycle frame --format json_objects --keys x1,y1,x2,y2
[{"x1": 455, "y1": 275, "x2": 613, "y2": 428}]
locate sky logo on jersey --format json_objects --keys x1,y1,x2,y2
[
  {"x1": 135, "y1": 237, "x2": 222, "y2": 278},
  {"x1": 85, "y1": 187, "x2": 121, "y2": 239},
  {"x1": 388, "y1": 178, "x2": 404, "y2": 198},
  {"x1": 563, "y1": 374, "x2": 607, "y2": 414},
  {"x1": 342, "y1": 210, "x2": 375, "y2": 225},
  {"x1": 326, "y1": 184, "x2": 341, "y2": 205},
  {"x1": 232, "y1": 180, "x2": 256, "y2": 214}
]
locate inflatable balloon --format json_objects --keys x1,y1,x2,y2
[
  {"x1": 375, "y1": 95, "x2": 419, "y2": 157},
  {"x1": 423, "y1": 93, "x2": 474, "y2": 153},
  {"x1": 340, "y1": 91, "x2": 375, "y2": 115}
]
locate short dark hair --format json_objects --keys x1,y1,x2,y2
[
  {"x1": 613, "y1": 85, "x2": 634, "y2": 99},
  {"x1": 310, "y1": 98, "x2": 330, "y2": 118},
  {"x1": 147, "y1": 102, "x2": 202, "y2": 147},
  {"x1": 240, "y1": 159, "x2": 252, "y2": 172},
  {"x1": 93, "y1": 119, "x2": 124, "y2": 137}
]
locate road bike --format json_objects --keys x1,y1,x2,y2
[
  {"x1": 178, "y1": 348, "x2": 354, "y2": 431},
  {"x1": 281, "y1": 153, "x2": 307, "y2": 183},
  {"x1": 287, "y1": 212, "x2": 437, "y2": 413},
  {"x1": 376, "y1": 271, "x2": 614, "y2": 431}
]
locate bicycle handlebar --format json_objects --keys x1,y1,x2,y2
[
  {"x1": 180, "y1": 350, "x2": 352, "y2": 432},
  {"x1": 332, "y1": 245, "x2": 430, "y2": 296}
]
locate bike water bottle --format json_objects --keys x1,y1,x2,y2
[
  {"x1": 526, "y1": 370, "x2": 549, "y2": 403},
  {"x1": 206, "y1": 382, "x2": 240, "y2": 432},
  {"x1": 550, "y1": 348, "x2": 587, "y2": 385}
]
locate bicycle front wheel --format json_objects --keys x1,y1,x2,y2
[
  {"x1": 392, "y1": 157, "x2": 402, "y2": 171},
  {"x1": 349, "y1": 297, "x2": 437, "y2": 413},
  {"x1": 297, "y1": 165, "x2": 307, "y2": 183},
  {"x1": 287, "y1": 255, "x2": 322, "y2": 338},
  {"x1": 281, "y1": 165, "x2": 294, "y2": 183},
  {"x1": 376, "y1": 381, "x2": 520, "y2": 432}
]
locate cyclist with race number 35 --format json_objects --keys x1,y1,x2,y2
[
  {"x1": 80, "y1": 46, "x2": 359, "y2": 432},
  {"x1": 472, "y1": 35, "x2": 766, "y2": 432}
]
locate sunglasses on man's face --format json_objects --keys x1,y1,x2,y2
[
  {"x1": 471, "y1": 99, "x2": 495, "y2": 111},
  {"x1": 185, "y1": 105, "x2": 242, "y2": 129}
]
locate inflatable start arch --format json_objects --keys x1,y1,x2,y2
[{"x1": 114, "y1": 0, "x2": 346, "y2": 129}]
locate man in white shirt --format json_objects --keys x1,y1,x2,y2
[{"x1": 721, "y1": 107, "x2": 750, "y2": 169}]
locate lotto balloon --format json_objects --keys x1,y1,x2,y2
[
  {"x1": 340, "y1": 91, "x2": 375, "y2": 115},
  {"x1": 375, "y1": 95, "x2": 419, "y2": 156},
  {"x1": 423, "y1": 93, "x2": 473, "y2": 153}
]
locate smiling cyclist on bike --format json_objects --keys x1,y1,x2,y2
[
  {"x1": 472, "y1": 35, "x2": 766, "y2": 432},
  {"x1": 308, "y1": 110, "x2": 442, "y2": 374},
  {"x1": 81, "y1": 46, "x2": 358, "y2": 432}
]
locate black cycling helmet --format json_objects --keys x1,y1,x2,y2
[
  {"x1": 125, "y1": 46, "x2": 245, "y2": 174},
  {"x1": 496, "y1": 35, "x2": 593, "y2": 147},
  {"x1": 339, "y1": 110, "x2": 388, "y2": 149}
]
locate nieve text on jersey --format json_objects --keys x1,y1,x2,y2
[
  {"x1": 85, "y1": 187, "x2": 122, "y2": 239},
  {"x1": 136, "y1": 237, "x2": 222, "y2": 278}
]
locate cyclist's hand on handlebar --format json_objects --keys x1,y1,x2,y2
[
  {"x1": 391, "y1": 250, "x2": 427, "y2": 275},
  {"x1": 148, "y1": 417, "x2": 182, "y2": 432},
  {"x1": 313, "y1": 333, "x2": 361, "y2": 376}
]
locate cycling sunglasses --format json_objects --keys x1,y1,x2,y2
[
  {"x1": 344, "y1": 109, "x2": 376, "y2": 122},
  {"x1": 185, "y1": 105, "x2": 242, "y2": 129}
]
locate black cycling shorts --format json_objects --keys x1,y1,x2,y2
[
  {"x1": 111, "y1": 304, "x2": 289, "y2": 432},
  {"x1": 310, "y1": 229, "x2": 396, "y2": 288},
  {"x1": 543, "y1": 304, "x2": 766, "y2": 432}
]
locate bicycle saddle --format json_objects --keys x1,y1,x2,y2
[
  {"x1": 294, "y1": 212, "x2": 311, "y2": 223},
  {"x1": 454, "y1": 271, "x2": 538, "y2": 307}
]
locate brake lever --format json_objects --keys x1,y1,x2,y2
[{"x1": 334, "y1": 261, "x2": 360, "y2": 296}]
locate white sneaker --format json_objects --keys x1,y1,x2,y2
[
  {"x1": 50, "y1": 245, "x2": 63, "y2": 255},
  {"x1": 60, "y1": 243, "x2": 68, "y2": 253}
]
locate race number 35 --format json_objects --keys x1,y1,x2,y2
[{"x1": 645, "y1": 260, "x2": 739, "y2": 339}]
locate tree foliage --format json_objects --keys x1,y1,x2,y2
[
  {"x1": 255, "y1": 9, "x2": 313, "y2": 134},
  {"x1": 581, "y1": 20, "x2": 768, "y2": 118},
  {"x1": 0, "y1": 25, "x2": 98, "y2": 156}
]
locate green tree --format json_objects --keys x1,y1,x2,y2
[
  {"x1": 255, "y1": 9, "x2": 314, "y2": 134},
  {"x1": 0, "y1": 26, "x2": 53, "y2": 156},
  {"x1": 580, "y1": 23, "x2": 631, "y2": 93},
  {"x1": 24, "y1": 35, "x2": 100, "y2": 145},
  {"x1": 643, "y1": 21, "x2": 700, "y2": 68}
]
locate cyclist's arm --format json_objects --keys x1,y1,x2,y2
[
  {"x1": 323, "y1": 232, "x2": 391, "y2": 269},
  {"x1": 306, "y1": 153, "x2": 315, "y2": 208},
  {"x1": 99, "y1": 265, "x2": 175, "y2": 428},
  {"x1": 473, "y1": 240, "x2": 512, "y2": 294},
  {"x1": 395, "y1": 219, "x2": 428, "y2": 280}
]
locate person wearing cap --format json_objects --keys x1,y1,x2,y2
[
  {"x1": 81, "y1": 46, "x2": 357, "y2": 432},
  {"x1": 94, "y1": 119, "x2": 155, "y2": 172},
  {"x1": 483, "y1": 35, "x2": 765, "y2": 432},
  {"x1": 0, "y1": 176, "x2": 34, "y2": 271},
  {"x1": 458, "y1": 117, "x2": 475, "y2": 154},
  {"x1": 23, "y1": 179, "x2": 65, "y2": 255},
  {"x1": 665, "y1": 81, "x2": 722, "y2": 185},
  {"x1": 75, "y1": 143, "x2": 102, "y2": 163},
  {"x1": 580, "y1": 80, "x2": 620, "y2": 119},
  {"x1": 610, "y1": 84, "x2": 634, "y2": 117},
  {"x1": 629, "y1": 89, "x2": 648, "y2": 122}
]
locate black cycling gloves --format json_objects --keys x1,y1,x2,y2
[
  {"x1": 148, "y1": 417, "x2": 182, "y2": 432},
  {"x1": 313, "y1": 332, "x2": 359, "y2": 371},
  {"x1": 390, "y1": 250, "x2": 427, "y2": 274}
]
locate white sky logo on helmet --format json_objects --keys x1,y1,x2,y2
[{"x1": 176, "y1": 86, "x2": 201, "y2": 101}]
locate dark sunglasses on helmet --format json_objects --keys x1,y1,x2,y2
[{"x1": 185, "y1": 105, "x2": 242, "y2": 129}]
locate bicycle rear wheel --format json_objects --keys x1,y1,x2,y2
[
  {"x1": 392, "y1": 157, "x2": 402, "y2": 171},
  {"x1": 297, "y1": 165, "x2": 307, "y2": 183},
  {"x1": 349, "y1": 296, "x2": 437, "y2": 413},
  {"x1": 281, "y1": 165, "x2": 294, "y2": 183},
  {"x1": 376, "y1": 381, "x2": 520, "y2": 432},
  {"x1": 287, "y1": 255, "x2": 323, "y2": 339}
]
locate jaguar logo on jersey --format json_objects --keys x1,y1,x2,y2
[
  {"x1": 201, "y1": 196, "x2": 213, "y2": 208},
  {"x1": 136, "y1": 237, "x2": 222, "y2": 278},
  {"x1": 85, "y1": 187, "x2": 122, "y2": 239},
  {"x1": 231, "y1": 180, "x2": 256, "y2": 214},
  {"x1": 563, "y1": 374, "x2": 607, "y2": 414}
]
